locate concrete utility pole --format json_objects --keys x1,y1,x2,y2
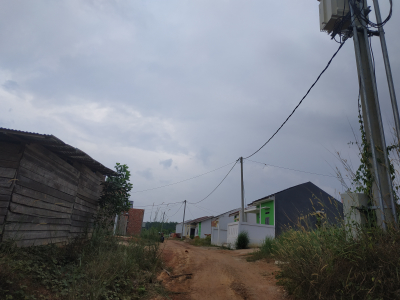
[
  {"x1": 181, "y1": 200, "x2": 186, "y2": 239},
  {"x1": 372, "y1": 0, "x2": 400, "y2": 147},
  {"x1": 240, "y1": 157, "x2": 246, "y2": 222},
  {"x1": 349, "y1": 0, "x2": 396, "y2": 227}
]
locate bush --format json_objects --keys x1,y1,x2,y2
[
  {"x1": 191, "y1": 235, "x2": 212, "y2": 247},
  {"x1": 0, "y1": 229, "x2": 164, "y2": 299},
  {"x1": 235, "y1": 231, "x2": 249, "y2": 249},
  {"x1": 250, "y1": 224, "x2": 400, "y2": 299}
]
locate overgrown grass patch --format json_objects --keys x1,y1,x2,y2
[
  {"x1": 249, "y1": 224, "x2": 400, "y2": 299},
  {"x1": 0, "y1": 229, "x2": 165, "y2": 300},
  {"x1": 189, "y1": 235, "x2": 212, "y2": 247}
]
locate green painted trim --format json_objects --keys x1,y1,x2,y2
[
  {"x1": 198, "y1": 222, "x2": 201, "y2": 237},
  {"x1": 256, "y1": 201, "x2": 274, "y2": 225}
]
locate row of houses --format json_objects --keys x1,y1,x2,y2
[{"x1": 176, "y1": 182, "x2": 343, "y2": 247}]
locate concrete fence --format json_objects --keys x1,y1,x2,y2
[{"x1": 227, "y1": 221, "x2": 275, "y2": 248}]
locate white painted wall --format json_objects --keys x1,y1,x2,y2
[
  {"x1": 241, "y1": 222, "x2": 275, "y2": 246},
  {"x1": 227, "y1": 222, "x2": 239, "y2": 246},
  {"x1": 226, "y1": 221, "x2": 275, "y2": 248},
  {"x1": 175, "y1": 223, "x2": 183, "y2": 236},
  {"x1": 199, "y1": 218, "x2": 212, "y2": 238},
  {"x1": 245, "y1": 212, "x2": 257, "y2": 224},
  {"x1": 211, "y1": 209, "x2": 238, "y2": 246}
]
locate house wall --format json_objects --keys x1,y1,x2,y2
[
  {"x1": 211, "y1": 211, "x2": 237, "y2": 246},
  {"x1": 198, "y1": 219, "x2": 212, "y2": 238},
  {"x1": 275, "y1": 182, "x2": 343, "y2": 236},
  {"x1": 0, "y1": 142, "x2": 24, "y2": 240},
  {"x1": 240, "y1": 222, "x2": 275, "y2": 246},
  {"x1": 126, "y1": 208, "x2": 144, "y2": 235},
  {"x1": 0, "y1": 142, "x2": 104, "y2": 247},
  {"x1": 256, "y1": 201, "x2": 275, "y2": 225},
  {"x1": 227, "y1": 221, "x2": 275, "y2": 248},
  {"x1": 71, "y1": 161, "x2": 104, "y2": 239},
  {"x1": 175, "y1": 222, "x2": 183, "y2": 235}
]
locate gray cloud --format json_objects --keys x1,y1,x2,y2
[
  {"x1": 136, "y1": 168, "x2": 154, "y2": 181},
  {"x1": 0, "y1": 0, "x2": 398, "y2": 222},
  {"x1": 160, "y1": 158, "x2": 173, "y2": 169},
  {"x1": 2, "y1": 80, "x2": 19, "y2": 92}
]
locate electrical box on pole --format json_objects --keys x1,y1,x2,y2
[
  {"x1": 317, "y1": 0, "x2": 397, "y2": 227},
  {"x1": 318, "y1": 0, "x2": 350, "y2": 33}
]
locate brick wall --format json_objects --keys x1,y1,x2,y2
[{"x1": 126, "y1": 208, "x2": 144, "y2": 236}]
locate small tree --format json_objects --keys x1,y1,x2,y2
[{"x1": 96, "y1": 163, "x2": 133, "y2": 229}]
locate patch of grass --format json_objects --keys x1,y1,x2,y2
[
  {"x1": 0, "y1": 228, "x2": 165, "y2": 299},
  {"x1": 249, "y1": 224, "x2": 400, "y2": 299},
  {"x1": 189, "y1": 235, "x2": 212, "y2": 247},
  {"x1": 235, "y1": 231, "x2": 249, "y2": 249}
]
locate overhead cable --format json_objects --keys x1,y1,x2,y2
[
  {"x1": 131, "y1": 160, "x2": 237, "y2": 193},
  {"x1": 188, "y1": 159, "x2": 239, "y2": 204},
  {"x1": 166, "y1": 202, "x2": 185, "y2": 218},
  {"x1": 244, "y1": 42, "x2": 346, "y2": 159},
  {"x1": 133, "y1": 201, "x2": 183, "y2": 208},
  {"x1": 190, "y1": 203, "x2": 221, "y2": 215},
  {"x1": 245, "y1": 159, "x2": 337, "y2": 178}
]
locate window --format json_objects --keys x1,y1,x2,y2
[{"x1": 265, "y1": 217, "x2": 270, "y2": 225}]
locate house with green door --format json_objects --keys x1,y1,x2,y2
[
  {"x1": 226, "y1": 182, "x2": 343, "y2": 247},
  {"x1": 176, "y1": 215, "x2": 214, "y2": 238}
]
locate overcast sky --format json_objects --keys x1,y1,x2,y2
[{"x1": 1, "y1": 0, "x2": 399, "y2": 222}]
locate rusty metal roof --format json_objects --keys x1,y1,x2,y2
[{"x1": 0, "y1": 127, "x2": 117, "y2": 176}]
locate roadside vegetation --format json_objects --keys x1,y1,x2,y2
[
  {"x1": 235, "y1": 231, "x2": 249, "y2": 249},
  {"x1": 249, "y1": 223, "x2": 400, "y2": 299},
  {"x1": 0, "y1": 229, "x2": 165, "y2": 300},
  {"x1": 189, "y1": 235, "x2": 212, "y2": 247},
  {"x1": 0, "y1": 163, "x2": 167, "y2": 299},
  {"x1": 247, "y1": 115, "x2": 400, "y2": 299}
]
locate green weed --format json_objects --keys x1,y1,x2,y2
[{"x1": 0, "y1": 229, "x2": 164, "y2": 300}]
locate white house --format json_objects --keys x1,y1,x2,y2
[
  {"x1": 210, "y1": 208, "x2": 239, "y2": 246},
  {"x1": 226, "y1": 182, "x2": 344, "y2": 248},
  {"x1": 175, "y1": 216, "x2": 214, "y2": 238},
  {"x1": 211, "y1": 208, "x2": 258, "y2": 246}
]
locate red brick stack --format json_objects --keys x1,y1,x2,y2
[{"x1": 126, "y1": 208, "x2": 144, "y2": 236}]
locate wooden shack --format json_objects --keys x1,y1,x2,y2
[{"x1": 0, "y1": 128, "x2": 116, "y2": 247}]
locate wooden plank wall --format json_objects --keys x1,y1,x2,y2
[
  {"x1": 0, "y1": 142, "x2": 23, "y2": 238},
  {"x1": 70, "y1": 162, "x2": 104, "y2": 238},
  {"x1": 1, "y1": 142, "x2": 105, "y2": 247},
  {"x1": 2, "y1": 143, "x2": 80, "y2": 246}
]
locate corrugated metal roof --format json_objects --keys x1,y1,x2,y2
[
  {"x1": 0, "y1": 127, "x2": 117, "y2": 176},
  {"x1": 188, "y1": 216, "x2": 214, "y2": 224},
  {"x1": 248, "y1": 182, "x2": 312, "y2": 206}
]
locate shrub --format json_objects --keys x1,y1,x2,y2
[
  {"x1": 191, "y1": 235, "x2": 212, "y2": 247},
  {"x1": 254, "y1": 224, "x2": 400, "y2": 300},
  {"x1": 235, "y1": 231, "x2": 249, "y2": 249},
  {"x1": 0, "y1": 229, "x2": 164, "y2": 299}
]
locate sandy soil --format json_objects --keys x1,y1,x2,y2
[{"x1": 156, "y1": 239, "x2": 286, "y2": 300}]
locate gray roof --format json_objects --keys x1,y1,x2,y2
[{"x1": 0, "y1": 127, "x2": 117, "y2": 176}]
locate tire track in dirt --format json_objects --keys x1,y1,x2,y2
[{"x1": 156, "y1": 240, "x2": 285, "y2": 300}]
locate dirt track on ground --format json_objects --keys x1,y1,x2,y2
[{"x1": 156, "y1": 240, "x2": 285, "y2": 300}]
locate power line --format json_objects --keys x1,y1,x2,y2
[
  {"x1": 131, "y1": 160, "x2": 237, "y2": 194},
  {"x1": 190, "y1": 203, "x2": 221, "y2": 215},
  {"x1": 188, "y1": 159, "x2": 239, "y2": 204},
  {"x1": 244, "y1": 42, "x2": 346, "y2": 159},
  {"x1": 245, "y1": 159, "x2": 337, "y2": 178},
  {"x1": 133, "y1": 160, "x2": 238, "y2": 208},
  {"x1": 166, "y1": 201, "x2": 185, "y2": 219},
  {"x1": 133, "y1": 201, "x2": 183, "y2": 208},
  {"x1": 187, "y1": 205, "x2": 195, "y2": 219}
]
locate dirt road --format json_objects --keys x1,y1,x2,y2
[{"x1": 157, "y1": 240, "x2": 285, "y2": 300}]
